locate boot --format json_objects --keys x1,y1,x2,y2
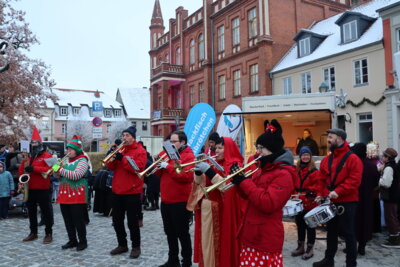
[
  {"x1": 302, "y1": 243, "x2": 314, "y2": 260},
  {"x1": 110, "y1": 246, "x2": 129, "y2": 255},
  {"x1": 291, "y1": 241, "x2": 305, "y2": 256},
  {"x1": 158, "y1": 258, "x2": 181, "y2": 267},
  {"x1": 22, "y1": 233, "x2": 38, "y2": 242},
  {"x1": 382, "y1": 234, "x2": 400, "y2": 248},
  {"x1": 43, "y1": 234, "x2": 53, "y2": 244},
  {"x1": 61, "y1": 240, "x2": 77, "y2": 249},
  {"x1": 76, "y1": 241, "x2": 88, "y2": 251},
  {"x1": 312, "y1": 257, "x2": 334, "y2": 267},
  {"x1": 130, "y1": 247, "x2": 141, "y2": 258},
  {"x1": 358, "y1": 243, "x2": 366, "y2": 255}
]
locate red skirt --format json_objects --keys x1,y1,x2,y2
[{"x1": 240, "y1": 246, "x2": 283, "y2": 267}]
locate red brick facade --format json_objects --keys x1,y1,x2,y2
[{"x1": 149, "y1": 0, "x2": 351, "y2": 137}]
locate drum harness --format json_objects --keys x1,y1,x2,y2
[{"x1": 295, "y1": 168, "x2": 317, "y2": 207}]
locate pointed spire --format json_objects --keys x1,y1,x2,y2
[{"x1": 152, "y1": 0, "x2": 163, "y2": 22}]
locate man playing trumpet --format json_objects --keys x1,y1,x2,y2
[
  {"x1": 18, "y1": 126, "x2": 53, "y2": 244},
  {"x1": 106, "y1": 126, "x2": 147, "y2": 259}
]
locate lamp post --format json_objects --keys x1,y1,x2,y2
[{"x1": 319, "y1": 82, "x2": 329, "y2": 93}]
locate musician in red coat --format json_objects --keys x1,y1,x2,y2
[
  {"x1": 232, "y1": 119, "x2": 298, "y2": 267},
  {"x1": 106, "y1": 126, "x2": 147, "y2": 259},
  {"x1": 313, "y1": 128, "x2": 363, "y2": 267},
  {"x1": 157, "y1": 131, "x2": 195, "y2": 267},
  {"x1": 204, "y1": 132, "x2": 219, "y2": 157},
  {"x1": 291, "y1": 146, "x2": 321, "y2": 260}
]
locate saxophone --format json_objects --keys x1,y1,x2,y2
[{"x1": 18, "y1": 152, "x2": 30, "y2": 201}]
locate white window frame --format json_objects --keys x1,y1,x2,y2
[
  {"x1": 323, "y1": 66, "x2": 336, "y2": 91},
  {"x1": 114, "y1": 109, "x2": 121, "y2": 117},
  {"x1": 396, "y1": 27, "x2": 400, "y2": 52},
  {"x1": 61, "y1": 123, "x2": 66, "y2": 134},
  {"x1": 343, "y1": 20, "x2": 358, "y2": 43},
  {"x1": 283, "y1": 77, "x2": 292, "y2": 95},
  {"x1": 132, "y1": 121, "x2": 137, "y2": 128},
  {"x1": 104, "y1": 109, "x2": 112, "y2": 118},
  {"x1": 72, "y1": 107, "x2": 80, "y2": 116},
  {"x1": 353, "y1": 58, "x2": 368, "y2": 85},
  {"x1": 232, "y1": 17, "x2": 240, "y2": 46},
  {"x1": 60, "y1": 107, "x2": 68, "y2": 116},
  {"x1": 250, "y1": 64, "x2": 258, "y2": 93},
  {"x1": 189, "y1": 39, "x2": 195, "y2": 65},
  {"x1": 357, "y1": 112, "x2": 373, "y2": 143},
  {"x1": 248, "y1": 8, "x2": 257, "y2": 39},
  {"x1": 218, "y1": 75, "x2": 226, "y2": 100},
  {"x1": 198, "y1": 34, "x2": 205, "y2": 61},
  {"x1": 301, "y1": 72, "x2": 312, "y2": 94},
  {"x1": 299, "y1": 38, "x2": 310, "y2": 57},
  {"x1": 218, "y1": 26, "x2": 225, "y2": 52},
  {"x1": 233, "y1": 70, "x2": 241, "y2": 96}
]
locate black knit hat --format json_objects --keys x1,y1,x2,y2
[
  {"x1": 256, "y1": 119, "x2": 284, "y2": 153},
  {"x1": 122, "y1": 126, "x2": 137, "y2": 138},
  {"x1": 350, "y1": 142, "x2": 366, "y2": 159}
]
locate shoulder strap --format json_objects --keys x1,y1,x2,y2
[
  {"x1": 329, "y1": 151, "x2": 353, "y2": 189},
  {"x1": 298, "y1": 168, "x2": 317, "y2": 189}
]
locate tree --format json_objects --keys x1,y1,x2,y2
[
  {"x1": 66, "y1": 120, "x2": 93, "y2": 152},
  {"x1": 0, "y1": 0, "x2": 56, "y2": 144}
]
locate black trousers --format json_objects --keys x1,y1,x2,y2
[
  {"x1": 161, "y1": 201, "x2": 192, "y2": 264},
  {"x1": 325, "y1": 202, "x2": 358, "y2": 267},
  {"x1": 27, "y1": 189, "x2": 53, "y2": 235},
  {"x1": 295, "y1": 210, "x2": 316, "y2": 244},
  {"x1": 112, "y1": 193, "x2": 141, "y2": 247},
  {"x1": 60, "y1": 204, "x2": 87, "y2": 243}
]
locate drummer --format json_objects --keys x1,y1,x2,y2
[
  {"x1": 291, "y1": 146, "x2": 321, "y2": 260},
  {"x1": 313, "y1": 128, "x2": 363, "y2": 267}
]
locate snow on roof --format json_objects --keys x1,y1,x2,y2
[
  {"x1": 47, "y1": 88, "x2": 122, "y2": 109},
  {"x1": 271, "y1": 0, "x2": 398, "y2": 74},
  {"x1": 117, "y1": 88, "x2": 150, "y2": 120}
]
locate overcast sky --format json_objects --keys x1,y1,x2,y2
[{"x1": 14, "y1": 0, "x2": 203, "y2": 97}]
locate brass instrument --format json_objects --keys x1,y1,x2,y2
[
  {"x1": 174, "y1": 155, "x2": 217, "y2": 174},
  {"x1": 101, "y1": 142, "x2": 125, "y2": 166},
  {"x1": 137, "y1": 153, "x2": 168, "y2": 179},
  {"x1": 218, "y1": 167, "x2": 259, "y2": 191},
  {"x1": 42, "y1": 152, "x2": 71, "y2": 178},
  {"x1": 18, "y1": 152, "x2": 30, "y2": 201},
  {"x1": 201, "y1": 155, "x2": 262, "y2": 198}
]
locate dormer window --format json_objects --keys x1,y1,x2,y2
[
  {"x1": 73, "y1": 107, "x2": 80, "y2": 116},
  {"x1": 299, "y1": 38, "x2": 311, "y2": 57},
  {"x1": 104, "y1": 109, "x2": 112, "y2": 118},
  {"x1": 114, "y1": 109, "x2": 121, "y2": 117},
  {"x1": 343, "y1": 20, "x2": 357, "y2": 43},
  {"x1": 60, "y1": 107, "x2": 68, "y2": 116}
]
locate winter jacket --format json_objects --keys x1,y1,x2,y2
[
  {"x1": 296, "y1": 137, "x2": 319, "y2": 155},
  {"x1": 107, "y1": 141, "x2": 147, "y2": 195},
  {"x1": 0, "y1": 170, "x2": 14, "y2": 197},
  {"x1": 57, "y1": 155, "x2": 89, "y2": 204},
  {"x1": 318, "y1": 142, "x2": 363, "y2": 203},
  {"x1": 379, "y1": 160, "x2": 400, "y2": 203},
  {"x1": 237, "y1": 149, "x2": 297, "y2": 253},
  {"x1": 18, "y1": 151, "x2": 53, "y2": 190},
  {"x1": 295, "y1": 166, "x2": 321, "y2": 210},
  {"x1": 158, "y1": 146, "x2": 195, "y2": 204},
  {"x1": 6, "y1": 152, "x2": 23, "y2": 178}
]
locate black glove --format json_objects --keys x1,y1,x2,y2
[
  {"x1": 24, "y1": 165, "x2": 34, "y2": 173},
  {"x1": 231, "y1": 173, "x2": 248, "y2": 185},
  {"x1": 114, "y1": 153, "x2": 123, "y2": 161},
  {"x1": 306, "y1": 190, "x2": 316, "y2": 197},
  {"x1": 194, "y1": 170, "x2": 203, "y2": 176},
  {"x1": 229, "y1": 163, "x2": 240, "y2": 175}
]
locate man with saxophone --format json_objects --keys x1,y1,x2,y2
[
  {"x1": 18, "y1": 126, "x2": 53, "y2": 244},
  {"x1": 106, "y1": 126, "x2": 147, "y2": 259}
]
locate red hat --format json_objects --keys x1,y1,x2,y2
[
  {"x1": 31, "y1": 126, "x2": 42, "y2": 142},
  {"x1": 67, "y1": 135, "x2": 83, "y2": 153}
]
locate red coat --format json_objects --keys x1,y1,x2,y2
[
  {"x1": 237, "y1": 162, "x2": 297, "y2": 253},
  {"x1": 158, "y1": 146, "x2": 195, "y2": 204},
  {"x1": 107, "y1": 141, "x2": 147, "y2": 195},
  {"x1": 318, "y1": 142, "x2": 363, "y2": 203},
  {"x1": 18, "y1": 152, "x2": 52, "y2": 190},
  {"x1": 295, "y1": 166, "x2": 321, "y2": 210}
]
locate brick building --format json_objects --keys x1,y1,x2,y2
[{"x1": 149, "y1": 0, "x2": 354, "y2": 137}]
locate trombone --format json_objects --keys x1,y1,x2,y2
[
  {"x1": 137, "y1": 153, "x2": 168, "y2": 179},
  {"x1": 101, "y1": 142, "x2": 125, "y2": 166},
  {"x1": 201, "y1": 155, "x2": 262, "y2": 198},
  {"x1": 174, "y1": 154, "x2": 217, "y2": 174}
]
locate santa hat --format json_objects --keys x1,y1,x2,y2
[
  {"x1": 256, "y1": 119, "x2": 285, "y2": 153},
  {"x1": 66, "y1": 135, "x2": 83, "y2": 153},
  {"x1": 31, "y1": 126, "x2": 42, "y2": 142}
]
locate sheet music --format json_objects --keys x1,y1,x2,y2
[
  {"x1": 126, "y1": 156, "x2": 140, "y2": 171},
  {"x1": 163, "y1": 141, "x2": 180, "y2": 160}
]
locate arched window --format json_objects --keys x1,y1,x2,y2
[
  {"x1": 165, "y1": 53, "x2": 169, "y2": 63},
  {"x1": 198, "y1": 34, "x2": 204, "y2": 61},
  {"x1": 189, "y1": 39, "x2": 195, "y2": 65},
  {"x1": 175, "y1": 47, "x2": 181, "y2": 65}
]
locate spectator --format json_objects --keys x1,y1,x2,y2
[
  {"x1": 0, "y1": 162, "x2": 14, "y2": 219},
  {"x1": 296, "y1": 129, "x2": 319, "y2": 156}
]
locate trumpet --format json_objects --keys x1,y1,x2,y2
[
  {"x1": 42, "y1": 152, "x2": 71, "y2": 179},
  {"x1": 174, "y1": 154, "x2": 217, "y2": 174},
  {"x1": 137, "y1": 153, "x2": 168, "y2": 178},
  {"x1": 218, "y1": 167, "x2": 259, "y2": 191},
  {"x1": 201, "y1": 155, "x2": 262, "y2": 198},
  {"x1": 101, "y1": 142, "x2": 125, "y2": 166}
]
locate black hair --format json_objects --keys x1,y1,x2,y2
[
  {"x1": 165, "y1": 133, "x2": 171, "y2": 141},
  {"x1": 215, "y1": 137, "x2": 224, "y2": 145},
  {"x1": 172, "y1": 130, "x2": 187, "y2": 144}
]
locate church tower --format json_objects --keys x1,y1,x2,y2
[{"x1": 150, "y1": 0, "x2": 165, "y2": 50}]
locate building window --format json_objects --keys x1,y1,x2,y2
[
  {"x1": 132, "y1": 121, "x2": 137, "y2": 128},
  {"x1": 218, "y1": 26, "x2": 225, "y2": 52},
  {"x1": 175, "y1": 47, "x2": 181, "y2": 65},
  {"x1": 61, "y1": 123, "x2": 66, "y2": 134},
  {"x1": 250, "y1": 64, "x2": 258, "y2": 93},
  {"x1": 233, "y1": 70, "x2": 241, "y2": 96},
  {"x1": 41, "y1": 117, "x2": 49, "y2": 130},
  {"x1": 189, "y1": 39, "x2": 195, "y2": 65},
  {"x1": 396, "y1": 27, "x2": 400, "y2": 51},
  {"x1": 343, "y1": 20, "x2": 357, "y2": 43},
  {"x1": 60, "y1": 107, "x2": 68, "y2": 116},
  {"x1": 232, "y1": 17, "x2": 240, "y2": 46},
  {"x1": 189, "y1": 85, "x2": 195, "y2": 106},
  {"x1": 283, "y1": 77, "x2": 292, "y2": 95},
  {"x1": 323, "y1": 66, "x2": 336, "y2": 91},
  {"x1": 358, "y1": 113, "x2": 373, "y2": 144},
  {"x1": 199, "y1": 82, "x2": 204, "y2": 102},
  {"x1": 107, "y1": 124, "x2": 111, "y2": 134},
  {"x1": 142, "y1": 121, "x2": 148, "y2": 131},
  {"x1": 301, "y1": 72, "x2": 312, "y2": 94},
  {"x1": 299, "y1": 38, "x2": 310, "y2": 57},
  {"x1": 114, "y1": 109, "x2": 121, "y2": 117},
  {"x1": 72, "y1": 107, "x2": 80, "y2": 116},
  {"x1": 165, "y1": 53, "x2": 169, "y2": 63},
  {"x1": 198, "y1": 34, "x2": 205, "y2": 61},
  {"x1": 218, "y1": 75, "x2": 226, "y2": 100},
  {"x1": 248, "y1": 8, "x2": 257, "y2": 39},
  {"x1": 354, "y1": 58, "x2": 368, "y2": 85},
  {"x1": 104, "y1": 109, "x2": 112, "y2": 118}
]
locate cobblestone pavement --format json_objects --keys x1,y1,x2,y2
[{"x1": 1, "y1": 204, "x2": 399, "y2": 267}]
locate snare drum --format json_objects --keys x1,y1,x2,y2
[
  {"x1": 304, "y1": 202, "x2": 337, "y2": 228},
  {"x1": 283, "y1": 199, "x2": 304, "y2": 217}
]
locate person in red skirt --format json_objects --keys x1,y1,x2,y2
[
  {"x1": 231, "y1": 119, "x2": 298, "y2": 267},
  {"x1": 291, "y1": 146, "x2": 321, "y2": 260}
]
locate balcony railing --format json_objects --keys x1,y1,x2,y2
[
  {"x1": 153, "y1": 108, "x2": 185, "y2": 121},
  {"x1": 152, "y1": 63, "x2": 184, "y2": 77}
]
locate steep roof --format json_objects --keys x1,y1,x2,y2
[{"x1": 116, "y1": 88, "x2": 150, "y2": 120}]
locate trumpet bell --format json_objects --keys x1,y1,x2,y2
[{"x1": 19, "y1": 174, "x2": 30, "y2": 184}]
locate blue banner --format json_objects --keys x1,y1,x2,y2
[{"x1": 184, "y1": 103, "x2": 216, "y2": 155}]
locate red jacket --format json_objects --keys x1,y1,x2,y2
[
  {"x1": 18, "y1": 152, "x2": 52, "y2": 190},
  {"x1": 107, "y1": 141, "x2": 147, "y2": 195},
  {"x1": 295, "y1": 166, "x2": 321, "y2": 210},
  {"x1": 158, "y1": 146, "x2": 195, "y2": 204},
  {"x1": 237, "y1": 161, "x2": 297, "y2": 253},
  {"x1": 318, "y1": 142, "x2": 363, "y2": 203}
]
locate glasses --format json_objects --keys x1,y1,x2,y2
[{"x1": 170, "y1": 140, "x2": 180, "y2": 144}]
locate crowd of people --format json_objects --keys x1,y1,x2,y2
[{"x1": 0, "y1": 121, "x2": 399, "y2": 267}]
